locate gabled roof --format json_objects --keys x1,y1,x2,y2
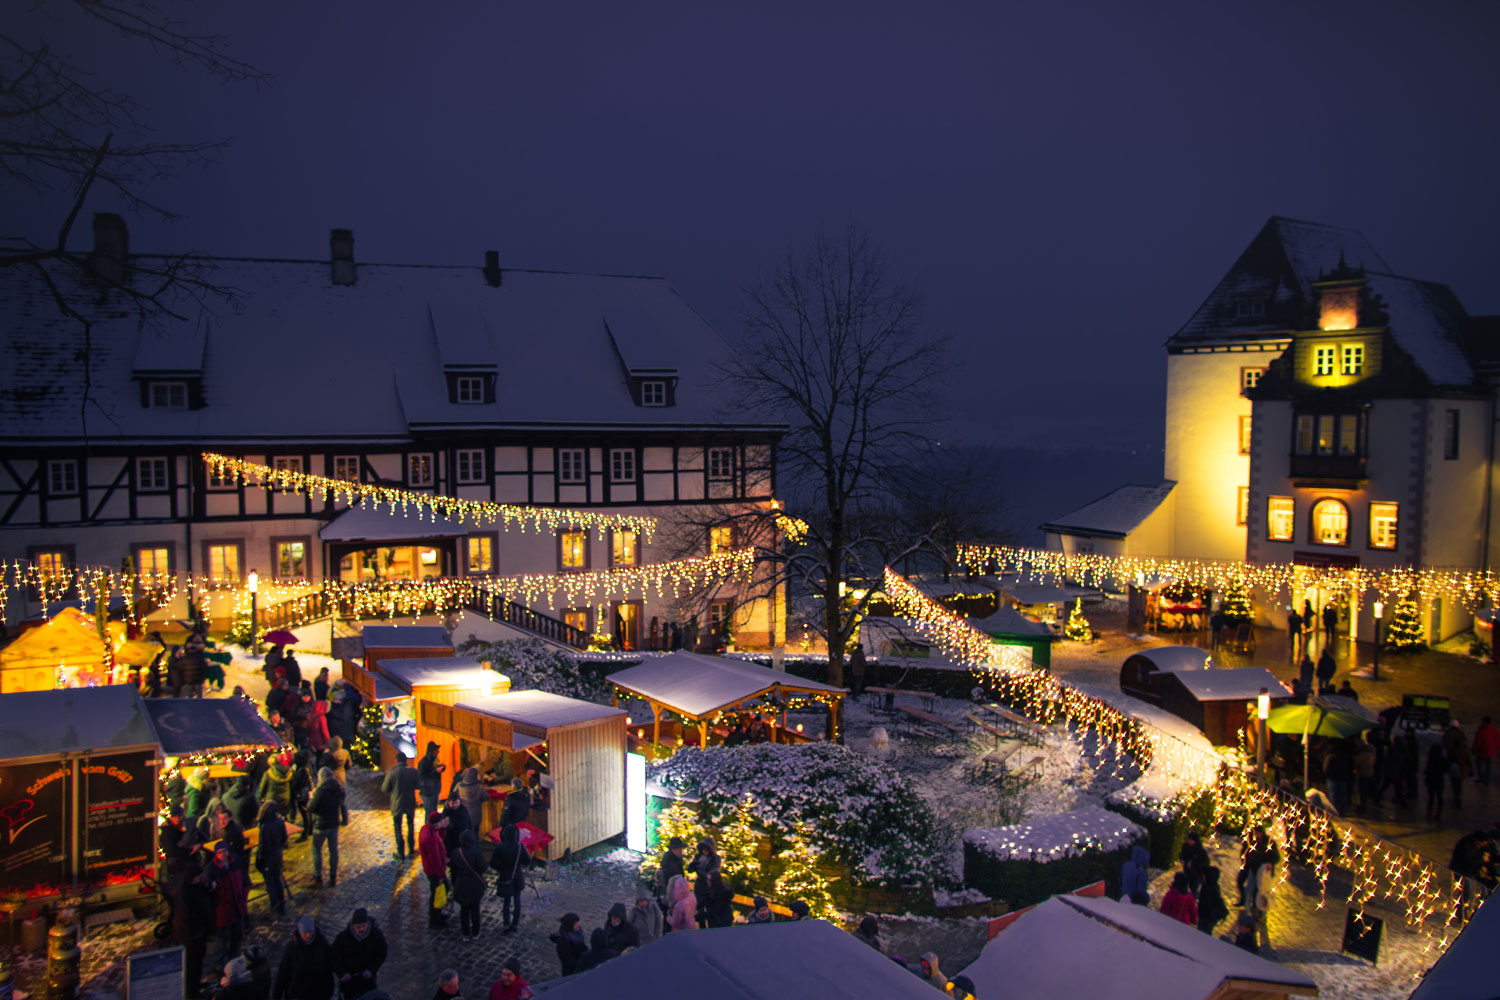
[
  {"x1": 360, "y1": 625, "x2": 453, "y2": 650},
  {"x1": 1165, "y1": 667, "x2": 1290, "y2": 701},
  {"x1": 456, "y1": 690, "x2": 624, "y2": 730},
  {"x1": 1171, "y1": 216, "x2": 1390, "y2": 345},
  {"x1": 970, "y1": 604, "x2": 1054, "y2": 638},
  {"x1": 321, "y1": 506, "x2": 474, "y2": 542},
  {"x1": 374, "y1": 656, "x2": 499, "y2": 691},
  {"x1": 1041, "y1": 481, "x2": 1175, "y2": 539},
  {"x1": 1363, "y1": 271, "x2": 1474, "y2": 388},
  {"x1": 606, "y1": 651, "x2": 845, "y2": 719},
  {"x1": 0, "y1": 256, "x2": 785, "y2": 443}
]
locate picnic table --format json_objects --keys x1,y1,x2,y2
[
  {"x1": 895, "y1": 704, "x2": 960, "y2": 738},
  {"x1": 965, "y1": 743, "x2": 1022, "y2": 782},
  {"x1": 966, "y1": 713, "x2": 1014, "y2": 746},
  {"x1": 865, "y1": 686, "x2": 938, "y2": 712},
  {"x1": 983, "y1": 703, "x2": 1047, "y2": 743}
]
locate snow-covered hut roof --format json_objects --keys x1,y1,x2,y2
[
  {"x1": 455, "y1": 690, "x2": 624, "y2": 733},
  {"x1": 374, "y1": 656, "x2": 501, "y2": 691},
  {"x1": 145, "y1": 697, "x2": 283, "y2": 756},
  {"x1": 321, "y1": 506, "x2": 475, "y2": 542},
  {"x1": 0, "y1": 255, "x2": 787, "y2": 443},
  {"x1": 1041, "y1": 481, "x2": 1175, "y2": 539},
  {"x1": 606, "y1": 651, "x2": 845, "y2": 719},
  {"x1": 537, "y1": 919, "x2": 937, "y2": 1000},
  {"x1": 969, "y1": 605, "x2": 1053, "y2": 638},
  {"x1": 1166, "y1": 667, "x2": 1290, "y2": 701},
  {"x1": 962, "y1": 894, "x2": 1318, "y2": 1000},
  {"x1": 360, "y1": 625, "x2": 452, "y2": 650},
  {"x1": 1409, "y1": 891, "x2": 1500, "y2": 1000},
  {"x1": 1123, "y1": 645, "x2": 1212, "y2": 675},
  {"x1": 0, "y1": 686, "x2": 157, "y2": 761}
]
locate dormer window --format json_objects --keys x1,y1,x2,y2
[
  {"x1": 628, "y1": 374, "x2": 677, "y2": 407},
  {"x1": 641, "y1": 380, "x2": 666, "y2": 406},
  {"x1": 1234, "y1": 299, "x2": 1265, "y2": 319},
  {"x1": 444, "y1": 368, "x2": 495, "y2": 404},
  {"x1": 136, "y1": 375, "x2": 202, "y2": 410},
  {"x1": 456, "y1": 376, "x2": 484, "y2": 403},
  {"x1": 149, "y1": 381, "x2": 187, "y2": 410}
]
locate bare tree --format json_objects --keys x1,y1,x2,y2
[{"x1": 714, "y1": 226, "x2": 968, "y2": 687}]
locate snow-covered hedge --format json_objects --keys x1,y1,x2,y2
[
  {"x1": 456, "y1": 638, "x2": 611, "y2": 703},
  {"x1": 648, "y1": 743, "x2": 951, "y2": 887},
  {"x1": 962, "y1": 805, "x2": 1145, "y2": 908}
]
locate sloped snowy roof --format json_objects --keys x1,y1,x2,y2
[
  {"x1": 361, "y1": 625, "x2": 452, "y2": 649},
  {"x1": 0, "y1": 685, "x2": 157, "y2": 760},
  {"x1": 1409, "y1": 891, "x2": 1500, "y2": 1000},
  {"x1": 320, "y1": 506, "x2": 475, "y2": 542},
  {"x1": 969, "y1": 605, "x2": 1054, "y2": 638},
  {"x1": 1364, "y1": 271, "x2": 1475, "y2": 388},
  {"x1": 1123, "y1": 645, "x2": 1212, "y2": 675},
  {"x1": 0, "y1": 256, "x2": 785, "y2": 442},
  {"x1": 1041, "y1": 481, "x2": 1175, "y2": 539},
  {"x1": 1166, "y1": 667, "x2": 1290, "y2": 701},
  {"x1": 374, "y1": 656, "x2": 499, "y2": 691},
  {"x1": 538, "y1": 919, "x2": 937, "y2": 1000},
  {"x1": 607, "y1": 651, "x2": 845, "y2": 718},
  {"x1": 456, "y1": 689, "x2": 624, "y2": 730}
]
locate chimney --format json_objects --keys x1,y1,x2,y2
[
  {"x1": 90, "y1": 213, "x2": 129, "y2": 285},
  {"x1": 483, "y1": 250, "x2": 502, "y2": 287},
  {"x1": 330, "y1": 228, "x2": 356, "y2": 285}
]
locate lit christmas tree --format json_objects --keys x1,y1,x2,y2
[
  {"x1": 1063, "y1": 599, "x2": 1092, "y2": 642},
  {"x1": 349, "y1": 703, "x2": 383, "y2": 767},
  {"x1": 715, "y1": 796, "x2": 764, "y2": 891},
  {"x1": 638, "y1": 799, "x2": 705, "y2": 885},
  {"x1": 772, "y1": 826, "x2": 838, "y2": 920},
  {"x1": 1220, "y1": 580, "x2": 1253, "y2": 624},
  {"x1": 1382, "y1": 591, "x2": 1425, "y2": 651}
]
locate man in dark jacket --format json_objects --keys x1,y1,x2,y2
[
  {"x1": 267, "y1": 678, "x2": 291, "y2": 718},
  {"x1": 159, "y1": 807, "x2": 200, "y2": 880},
  {"x1": 173, "y1": 860, "x2": 215, "y2": 998},
  {"x1": 379, "y1": 754, "x2": 421, "y2": 859},
  {"x1": 308, "y1": 767, "x2": 348, "y2": 886},
  {"x1": 417, "y1": 742, "x2": 446, "y2": 816},
  {"x1": 1316, "y1": 648, "x2": 1337, "y2": 692},
  {"x1": 442, "y1": 792, "x2": 472, "y2": 852},
  {"x1": 573, "y1": 929, "x2": 614, "y2": 973},
  {"x1": 656, "y1": 836, "x2": 686, "y2": 899},
  {"x1": 326, "y1": 685, "x2": 358, "y2": 750},
  {"x1": 199, "y1": 801, "x2": 248, "y2": 861},
  {"x1": 498, "y1": 778, "x2": 530, "y2": 830},
  {"x1": 330, "y1": 908, "x2": 387, "y2": 1000},
  {"x1": 604, "y1": 902, "x2": 640, "y2": 954},
  {"x1": 274, "y1": 917, "x2": 336, "y2": 1000}
]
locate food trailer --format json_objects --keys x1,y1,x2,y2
[{"x1": 421, "y1": 690, "x2": 626, "y2": 857}]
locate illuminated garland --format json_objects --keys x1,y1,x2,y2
[
  {"x1": 955, "y1": 543, "x2": 1500, "y2": 614},
  {"x1": 883, "y1": 566, "x2": 1487, "y2": 954},
  {"x1": 769, "y1": 500, "x2": 808, "y2": 544},
  {"x1": 202, "y1": 453, "x2": 657, "y2": 540}
]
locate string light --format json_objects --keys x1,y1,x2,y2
[{"x1": 202, "y1": 452, "x2": 658, "y2": 541}]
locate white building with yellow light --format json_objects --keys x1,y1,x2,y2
[{"x1": 1046, "y1": 216, "x2": 1499, "y2": 642}]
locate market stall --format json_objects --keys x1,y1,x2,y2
[
  {"x1": 0, "y1": 606, "x2": 159, "y2": 692},
  {"x1": 372, "y1": 656, "x2": 508, "y2": 769},
  {"x1": 607, "y1": 651, "x2": 848, "y2": 748},
  {"x1": 1158, "y1": 668, "x2": 1292, "y2": 746},
  {"x1": 421, "y1": 690, "x2": 626, "y2": 857},
  {"x1": 361, "y1": 624, "x2": 453, "y2": 673},
  {"x1": 1119, "y1": 646, "x2": 1212, "y2": 705},
  {"x1": 971, "y1": 604, "x2": 1056, "y2": 668},
  {"x1": 0, "y1": 686, "x2": 160, "y2": 908}
]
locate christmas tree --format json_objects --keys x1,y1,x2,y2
[
  {"x1": 1382, "y1": 591, "x2": 1425, "y2": 650},
  {"x1": 1063, "y1": 599, "x2": 1092, "y2": 642},
  {"x1": 772, "y1": 826, "x2": 838, "y2": 920},
  {"x1": 1220, "y1": 580, "x2": 1253, "y2": 624},
  {"x1": 638, "y1": 799, "x2": 705, "y2": 885},
  {"x1": 715, "y1": 796, "x2": 764, "y2": 891}
]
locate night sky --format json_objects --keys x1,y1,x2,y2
[{"x1": 10, "y1": 0, "x2": 1499, "y2": 457}]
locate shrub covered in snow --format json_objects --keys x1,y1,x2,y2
[
  {"x1": 456, "y1": 638, "x2": 611, "y2": 703},
  {"x1": 962, "y1": 805, "x2": 1146, "y2": 907},
  {"x1": 648, "y1": 743, "x2": 952, "y2": 887}
]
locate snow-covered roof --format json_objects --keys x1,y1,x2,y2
[
  {"x1": 0, "y1": 686, "x2": 156, "y2": 760},
  {"x1": 963, "y1": 895, "x2": 1317, "y2": 1000},
  {"x1": 361, "y1": 625, "x2": 452, "y2": 650},
  {"x1": 1364, "y1": 271, "x2": 1474, "y2": 388},
  {"x1": 320, "y1": 506, "x2": 475, "y2": 542},
  {"x1": 1123, "y1": 645, "x2": 1212, "y2": 675},
  {"x1": 456, "y1": 689, "x2": 624, "y2": 730},
  {"x1": 538, "y1": 919, "x2": 937, "y2": 1000},
  {"x1": 970, "y1": 604, "x2": 1053, "y2": 638},
  {"x1": 963, "y1": 805, "x2": 1144, "y2": 863},
  {"x1": 606, "y1": 651, "x2": 846, "y2": 719},
  {"x1": 1409, "y1": 891, "x2": 1500, "y2": 1000},
  {"x1": 1001, "y1": 582, "x2": 1073, "y2": 605},
  {"x1": 1041, "y1": 481, "x2": 1175, "y2": 539},
  {"x1": 1166, "y1": 667, "x2": 1290, "y2": 701},
  {"x1": 0, "y1": 256, "x2": 786, "y2": 442},
  {"x1": 373, "y1": 656, "x2": 501, "y2": 691}
]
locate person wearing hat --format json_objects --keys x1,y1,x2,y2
[
  {"x1": 486, "y1": 958, "x2": 531, "y2": 1000},
  {"x1": 786, "y1": 900, "x2": 810, "y2": 921},
  {"x1": 549, "y1": 914, "x2": 586, "y2": 977},
  {"x1": 745, "y1": 895, "x2": 774, "y2": 924},
  {"x1": 212, "y1": 955, "x2": 261, "y2": 1000},
  {"x1": 326, "y1": 683, "x2": 358, "y2": 749},
  {"x1": 274, "y1": 917, "x2": 335, "y2": 1000},
  {"x1": 331, "y1": 908, "x2": 387, "y2": 1000},
  {"x1": 656, "y1": 835, "x2": 687, "y2": 901}
]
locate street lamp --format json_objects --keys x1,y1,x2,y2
[
  {"x1": 1256, "y1": 687, "x2": 1270, "y2": 783},
  {"x1": 248, "y1": 569, "x2": 260, "y2": 655},
  {"x1": 1372, "y1": 601, "x2": 1383, "y2": 681}
]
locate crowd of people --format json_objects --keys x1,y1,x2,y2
[{"x1": 1118, "y1": 828, "x2": 1276, "y2": 955}]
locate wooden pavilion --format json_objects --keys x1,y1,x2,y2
[{"x1": 606, "y1": 651, "x2": 848, "y2": 747}]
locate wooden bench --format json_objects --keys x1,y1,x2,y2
[
  {"x1": 984, "y1": 703, "x2": 1047, "y2": 743},
  {"x1": 966, "y1": 714, "x2": 1012, "y2": 746},
  {"x1": 965, "y1": 744, "x2": 1022, "y2": 782},
  {"x1": 1016, "y1": 755, "x2": 1046, "y2": 778},
  {"x1": 867, "y1": 686, "x2": 938, "y2": 712},
  {"x1": 895, "y1": 704, "x2": 960, "y2": 739}
]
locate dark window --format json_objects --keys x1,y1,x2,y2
[
  {"x1": 1445, "y1": 409, "x2": 1460, "y2": 460},
  {"x1": 148, "y1": 381, "x2": 188, "y2": 410},
  {"x1": 456, "y1": 448, "x2": 485, "y2": 484},
  {"x1": 708, "y1": 447, "x2": 735, "y2": 481},
  {"x1": 48, "y1": 460, "x2": 78, "y2": 495},
  {"x1": 641, "y1": 381, "x2": 666, "y2": 406},
  {"x1": 609, "y1": 448, "x2": 636, "y2": 483},
  {"x1": 558, "y1": 449, "x2": 585, "y2": 484},
  {"x1": 137, "y1": 457, "x2": 169, "y2": 492},
  {"x1": 1294, "y1": 412, "x2": 1364, "y2": 457},
  {"x1": 456, "y1": 376, "x2": 485, "y2": 403}
]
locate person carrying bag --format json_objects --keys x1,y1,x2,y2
[{"x1": 489, "y1": 825, "x2": 531, "y2": 933}]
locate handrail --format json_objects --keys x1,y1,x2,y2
[{"x1": 465, "y1": 592, "x2": 589, "y2": 649}]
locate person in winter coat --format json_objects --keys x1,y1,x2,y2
[
  {"x1": 159, "y1": 807, "x2": 201, "y2": 880},
  {"x1": 417, "y1": 742, "x2": 446, "y2": 815},
  {"x1": 573, "y1": 929, "x2": 615, "y2": 973},
  {"x1": 199, "y1": 801, "x2": 248, "y2": 860},
  {"x1": 331, "y1": 908, "x2": 388, "y2": 1000},
  {"x1": 486, "y1": 958, "x2": 532, "y2": 1000},
  {"x1": 1323, "y1": 740, "x2": 1355, "y2": 814},
  {"x1": 1297, "y1": 654, "x2": 1314, "y2": 696},
  {"x1": 1444, "y1": 720, "x2": 1473, "y2": 807},
  {"x1": 629, "y1": 884, "x2": 662, "y2": 944},
  {"x1": 656, "y1": 836, "x2": 687, "y2": 900},
  {"x1": 322, "y1": 737, "x2": 351, "y2": 786},
  {"x1": 687, "y1": 837, "x2": 722, "y2": 927},
  {"x1": 222, "y1": 774, "x2": 259, "y2": 830},
  {"x1": 313, "y1": 667, "x2": 331, "y2": 703},
  {"x1": 853, "y1": 915, "x2": 884, "y2": 952},
  {"x1": 306, "y1": 700, "x2": 331, "y2": 755},
  {"x1": 442, "y1": 792, "x2": 472, "y2": 852},
  {"x1": 489, "y1": 823, "x2": 533, "y2": 931},
  {"x1": 1246, "y1": 859, "x2": 1275, "y2": 953},
  {"x1": 380, "y1": 754, "x2": 421, "y2": 859},
  {"x1": 1119, "y1": 844, "x2": 1150, "y2": 903},
  {"x1": 1197, "y1": 865, "x2": 1230, "y2": 935},
  {"x1": 664, "y1": 874, "x2": 696, "y2": 933},
  {"x1": 498, "y1": 779, "x2": 530, "y2": 830},
  {"x1": 1474, "y1": 716, "x2": 1500, "y2": 786},
  {"x1": 1159, "y1": 872, "x2": 1198, "y2": 926},
  {"x1": 448, "y1": 829, "x2": 487, "y2": 941},
  {"x1": 309, "y1": 767, "x2": 348, "y2": 887},
  {"x1": 173, "y1": 860, "x2": 216, "y2": 998},
  {"x1": 273, "y1": 918, "x2": 336, "y2": 1000},
  {"x1": 604, "y1": 902, "x2": 641, "y2": 954},
  {"x1": 699, "y1": 872, "x2": 734, "y2": 929},
  {"x1": 290, "y1": 750, "x2": 314, "y2": 840},
  {"x1": 1382, "y1": 728, "x2": 1416, "y2": 806},
  {"x1": 549, "y1": 914, "x2": 587, "y2": 976},
  {"x1": 282, "y1": 652, "x2": 303, "y2": 690},
  {"x1": 1352, "y1": 735, "x2": 1378, "y2": 813},
  {"x1": 186, "y1": 768, "x2": 215, "y2": 821},
  {"x1": 418, "y1": 812, "x2": 450, "y2": 928},
  {"x1": 206, "y1": 842, "x2": 249, "y2": 973},
  {"x1": 1178, "y1": 830, "x2": 1209, "y2": 896},
  {"x1": 326, "y1": 686, "x2": 358, "y2": 750},
  {"x1": 455, "y1": 767, "x2": 488, "y2": 829},
  {"x1": 745, "y1": 896, "x2": 774, "y2": 924},
  {"x1": 259, "y1": 755, "x2": 295, "y2": 814},
  {"x1": 1425, "y1": 742, "x2": 1450, "y2": 821},
  {"x1": 256, "y1": 800, "x2": 289, "y2": 916},
  {"x1": 1315, "y1": 648, "x2": 1337, "y2": 691}
]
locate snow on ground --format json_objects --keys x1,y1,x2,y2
[{"x1": 219, "y1": 644, "x2": 344, "y2": 702}]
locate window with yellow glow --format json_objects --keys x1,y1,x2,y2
[
  {"x1": 408, "y1": 453, "x2": 434, "y2": 487},
  {"x1": 1236, "y1": 486, "x2": 1249, "y2": 526},
  {"x1": 1267, "y1": 497, "x2": 1295, "y2": 541},
  {"x1": 467, "y1": 535, "x2": 494, "y2": 574},
  {"x1": 1314, "y1": 346, "x2": 1336, "y2": 377},
  {"x1": 1238, "y1": 416, "x2": 1252, "y2": 456},
  {"x1": 1316, "y1": 415, "x2": 1335, "y2": 455},
  {"x1": 1311, "y1": 498, "x2": 1349, "y2": 546},
  {"x1": 206, "y1": 542, "x2": 241, "y2": 583},
  {"x1": 612, "y1": 529, "x2": 638, "y2": 566},
  {"x1": 1240, "y1": 368, "x2": 1265, "y2": 395},
  {"x1": 33, "y1": 549, "x2": 70, "y2": 579},
  {"x1": 275, "y1": 540, "x2": 306, "y2": 579},
  {"x1": 560, "y1": 530, "x2": 587, "y2": 570},
  {"x1": 563, "y1": 609, "x2": 589, "y2": 634},
  {"x1": 134, "y1": 545, "x2": 171, "y2": 578},
  {"x1": 333, "y1": 455, "x2": 360, "y2": 482},
  {"x1": 709, "y1": 525, "x2": 733, "y2": 555},
  {"x1": 1369, "y1": 502, "x2": 1399, "y2": 550},
  {"x1": 1341, "y1": 344, "x2": 1363, "y2": 375}
]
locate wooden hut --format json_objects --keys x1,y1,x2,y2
[
  {"x1": 421, "y1": 691, "x2": 626, "y2": 857},
  {"x1": 971, "y1": 605, "x2": 1057, "y2": 669},
  {"x1": 372, "y1": 656, "x2": 508, "y2": 769},
  {"x1": 1158, "y1": 668, "x2": 1291, "y2": 746},
  {"x1": 361, "y1": 624, "x2": 453, "y2": 673},
  {"x1": 1119, "y1": 646, "x2": 1212, "y2": 705}
]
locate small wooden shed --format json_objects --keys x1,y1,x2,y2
[
  {"x1": 1119, "y1": 646, "x2": 1212, "y2": 705},
  {"x1": 972, "y1": 605, "x2": 1057, "y2": 669},
  {"x1": 421, "y1": 691, "x2": 626, "y2": 857},
  {"x1": 361, "y1": 624, "x2": 453, "y2": 673},
  {"x1": 1159, "y1": 668, "x2": 1292, "y2": 746},
  {"x1": 373, "y1": 656, "x2": 509, "y2": 767}
]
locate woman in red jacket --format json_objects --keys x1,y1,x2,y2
[
  {"x1": 418, "y1": 811, "x2": 450, "y2": 928},
  {"x1": 307, "y1": 700, "x2": 331, "y2": 755},
  {"x1": 1160, "y1": 871, "x2": 1198, "y2": 926}
]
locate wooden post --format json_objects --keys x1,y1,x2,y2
[
  {"x1": 651, "y1": 701, "x2": 661, "y2": 745},
  {"x1": 697, "y1": 720, "x2": 708, "y2": 748}
]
